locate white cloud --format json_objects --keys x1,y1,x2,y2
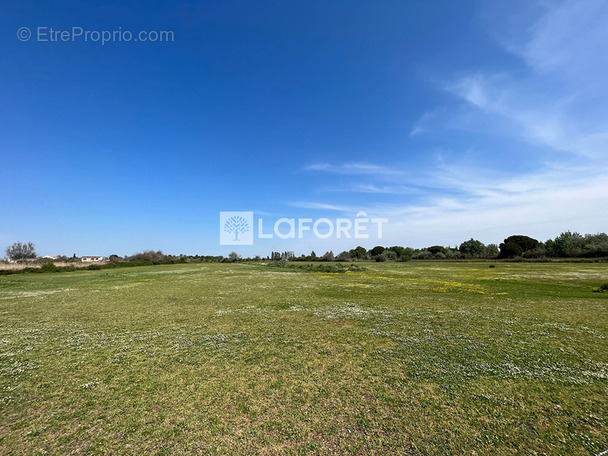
[
  {"x1": 291, "y1": 1, "x2": 608, "y2": 250},
  {"x1": 380, "y1": 171, "x2": 608, "y2": 247},
  {"x1": 408, "y1": 1, "x2": 608, "y2": 161},
  {"x1": 328, "y1": 164, "x2": 608, "y2": 248},
  {"x1": 511, "y1": 0, "x2": 608, "y2": 79},
  {"x1": 323, "y1": 183, "x2": 419, "y2": 195},
  {"x1": 303, "y1": 162, "x2": 402, "y2": 176},
  {"x1": 286, "y1": 201, "x2": 356, "y2": 212}
]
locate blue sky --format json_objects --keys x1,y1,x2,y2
[{"x1": 1, "y1": 0, "x2": 607, "y2": 257}]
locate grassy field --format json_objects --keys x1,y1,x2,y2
[{"x1": 0, "y1": 261, "x2": 606, "y2": 455}]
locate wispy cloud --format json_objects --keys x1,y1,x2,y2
[
  {"x1": 303, "y1": 162, "x2": 402, "y2": 176},
  {"x1": 293, "y1": 1, "x2": 608, "y2": 249},
  {"x1": 324, "y1": 183, "x2": 419, "y2": 195},
  {"x1": 407, "y1": 0, "x2": 608, "y2": 163},
  {"x1": 286, "y1": 201, "x2": 356, "y2": 213},
  {"x1": 353, "y1": 163, "x2": 608, "y2": 246},
  {"x1": 504, "y1": 0, "x2": 608, "y2": 79}
]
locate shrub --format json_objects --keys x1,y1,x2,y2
[
  {"x1": 127, "y1": 250, "x2": 168, "y2": 264},
  {"x1": 412, "y1": 250, "x2": 432, "y2": 260},
  {"x1": 427, "y1": 245, "x2": 447, "y2": 255},
  {"x1": 375, "y1": 250, "x2": 397, "y2": 262},
  {"x1": 484, "y1": 244, "x2": 499, "y2": 259},
  {"x1": 271, "y1": 258, "x2": 289, "y2": 268},
  {"x1": 39, "y1": 260, "x2": 58, "y2": 273},
  {"x1": 369, "y1": 246, "x2": 385, "y2": 257},
  {"x1": 321, "y1": 251, "x2": 335, "y2": 261},
  {"x1": 445, "y1": 250, "x2": 462, "y2": 260},
  {"x1": 349, "y1": 246, "x2": 368, "y2": 260},
  {"x1": 336, "y1": 251, "x2": 352, "y2": 261}
]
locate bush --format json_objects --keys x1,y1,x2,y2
[
  {"x1": 412, "y1": 250, "x2": 432, "y2": 260},
  {"x1": 349, "y1": 246, "x2": 368, "y2": 260},
  {"x1": 297, "y1": 263, "x2": 362, "y2": 273},
  {"x1": 445, "y1": 250, "x2": 463, "y2": 260},
  {"x1": 127, "y1": 250, "x2": 168, "y2": 264},
  {"x1": 336, "y1": 251, "x2": 352, "y2": 261},
  {"x1": 484, "y1": 244, "x2": 499, "y2": 259},
  {"x1": 39, "y1": 260, "x2": 58, "y2": 273},
  {"x1": 427, "y1": 245, "x2": 446, "y2": 255},
  {"x1": 321, "y1": 251, "x2": 335, "y2": 261},
  {"x1": 271, "y1": 258, "x2": 289, "y2": 268}
]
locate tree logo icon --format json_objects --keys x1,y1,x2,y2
[
  {"x1": 219, "y1": 212, "x2": 254, "y2": 245},
  {"x1": 224, "y1": 215, "x2": 250, "y2": 241}
]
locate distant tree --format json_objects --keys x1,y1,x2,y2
[
  {"x1": 499, "y1": 242, "x2": 523, "y2": 259},
  {"x1": 5, "y1": 241, "x2": 37, "y2": 262},
  {"x1": 336, "y1": 251, "x2": 351, "y2": 261},
  {"x1": 128, "y1": 250, "x2": 167, "y2": 263},
  {"x1": 375, "y1": 249, "x2": 397, "y2": 262},
  {"x1": 504, "y1": 235, "x2": 538, "y2": 252},
  {"x1": 389, "y1": 246, "x2": 413, "y2": 261},
  {"x1": 553, "y1": 231, "x2": 585, "y2": 257},
  {"x1": 388, "y1": 246, "x2": 403, "y2": 258},
  {"x1": 459, "y1": 239, "x2": 485, "y2": 258},
  {"x1": 228, "y1": 251, "x2": 241, "y2": 262},
  {"x1": 483, "y1": 244, "x2": 499, "y2": 259},
  {"x1": 310, "y1": 251, "x2": 317, "y2": 260},
  {"x1": 499, "y1": 235, "x2": 538, "y2": 258},
  {"x1": 321, "y1": 251, "x2": 335, "y2": 261},
  {"x1": 349, "y1": 246, "x2": 368, "y2": 260},
  {"x1": 427, "y1": 245, "x2": 447, "y2": 255},
  {"x1": 445, "y1": 249, "x2": 463, "y2": 260},
  {"x1": 369, "y1": 246, "x2": 385, "y2": 257},
  {"x1": 412, "y1": 250, "x2": 433, "y2": 260},
  {"x1": 583, "y1": 233, "x2": 608, "y2": 257}
]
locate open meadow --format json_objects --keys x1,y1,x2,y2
[{"x1": 0, "y1": 261, "x2": 607, "y2": 455}]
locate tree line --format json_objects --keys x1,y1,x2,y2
[
  {"x1": 287, "y1": 231, "x2": 608, "y2": 262},
  {"x1": 4, "y1": 231, "x2": 608, "y2": 268}
]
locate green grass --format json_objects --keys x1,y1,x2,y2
[{"x1": 0, "y1": 261, "x2": 606, "y2": 455}]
